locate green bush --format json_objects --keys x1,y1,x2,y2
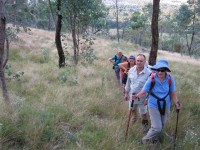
[{"x1": 5, "y1": 64, "x2": 24, "y2": 81}]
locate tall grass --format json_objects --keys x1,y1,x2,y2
[{"x1": 0, "y1": 28, "x2": 200, "y2": 149}]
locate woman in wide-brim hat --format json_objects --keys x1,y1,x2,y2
[{"x1": 132, "y1": 59, "x2": 182, "y2": 144}]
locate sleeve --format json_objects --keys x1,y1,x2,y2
[
  {"x1": 111, "y1": 55, "x2": 115, "y2": 60},
  {"x1": 170, "y1": 76, "x2": 176, "y2": 92},
  {"x1": 142, "y1": 76, "x2": 152, "y2": 92}
]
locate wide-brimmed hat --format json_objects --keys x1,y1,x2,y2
[
  {"x1": 151, "y1": 59, "x2": 171, "y2": 72},
  {"x1": 129, "y1": 55, "x2": 135, "y2": 60}
]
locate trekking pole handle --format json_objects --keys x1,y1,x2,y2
[
  {"x1": 175, "y1": 101, "x2": 181, "y2": 112},
  {"x1": 132, "y1": 93, "x2": 140, "y2": 101}
]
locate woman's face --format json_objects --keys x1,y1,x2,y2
[
  {"x1": 129, "y1": 59, "x2": 135, "y2": 65},
  {"x1": 156, "y1": 68, "x2": 167, "y2": 78}
]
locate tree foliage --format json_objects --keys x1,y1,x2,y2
[{"x1": 61, "y1": 0, "x2": 107, "y2": 64}]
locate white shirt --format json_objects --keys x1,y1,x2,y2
[{"x1": 125, "y1": 66, "x2": 151, "y2": 104}]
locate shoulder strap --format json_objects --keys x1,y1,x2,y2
[
  {"x1": 149, "y1": 73, "x2": 155, "y2": 93},
  {"x1": 167, "y1": 73, "x2": 172, "y2": 86},
  {"x1": 149, "y1": 72, "x2": 171, "y2": 92}
]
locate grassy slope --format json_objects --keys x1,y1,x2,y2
[{"x1": 0, "y1": 27, "x2": 200, "y2": 150}]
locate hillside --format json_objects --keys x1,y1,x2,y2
[
  {"x1": 0, "y1": 27, "x2": 200, "y2": 149},
  {"x1": 103, "y1": 0, "x2": 188, "y2": 26},
  {"x1": 103, "y1": 0, "x2": 187, "y2": 6}
]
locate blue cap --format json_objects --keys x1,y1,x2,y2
[{"x1": 129, "y1": 55, "x2": 135, "y2": 60}]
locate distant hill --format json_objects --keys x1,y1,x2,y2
[
  {"x1": 103, "y1": 0, "x2": 187, "y2": 6},
  {"x1": 103, "y1": 0, "x2": 188, "y2": 24}
]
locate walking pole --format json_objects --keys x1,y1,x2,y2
[
  {"x1": 173, "y1": 109, "x2": 180, "y2": 149},
  {"x1": 125, "y1": 99, "x2": 134, "y2": 140}
]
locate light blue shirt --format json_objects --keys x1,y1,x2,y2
[{"x1": 142, "y1": 73, "x2": 176, "y2": 108}]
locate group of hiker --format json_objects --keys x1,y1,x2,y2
[{"x1": 108, "y1": 51, "x2": 182, "y2": 144}]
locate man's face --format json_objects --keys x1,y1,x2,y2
[
  {"x1": 118, "y1": 52, "x2": 122, "y2": 58},
  {"x1": 136, "y1": 55, "x2": 145, "y2": 68}
]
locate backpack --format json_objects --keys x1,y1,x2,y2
[
  {"x1": 112, "y1": 55, "x2": 117, "y2": 69},
  {"x1": 148, "y1": 72, "x2": 172, "y2": 115}
]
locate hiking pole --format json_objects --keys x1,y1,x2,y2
[
  {"x1": 173, "y1": 109, "x2": 180, "y2": 149},
  {"x1": 125, "y1": 99, "x2": 134, "y2": 140}
]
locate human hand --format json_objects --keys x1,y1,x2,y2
[
  {"x1": 124, "y1": 93, "x2": 129, "y2": 101},
  {"x1": 175, "y1": 101, "x2": 182, "y2": 110},
  {"x1": 144, "y1": 99, "x2": 148, "y2": 105},
  {"x1": 132, "y1": 94, "x2": 137, "y2": 100}
]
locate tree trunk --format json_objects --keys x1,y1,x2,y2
[
  {"x1": 0, "y1": 0, "x2": 11, "y2": 106},
  {"x1": 115, "y1": 0, "x2": 119, "y2": 43},
  {"x1": 12, "y1": 0, "x2": 16, "y2": 26},
  {"x1": 149, "y1": 0, "x2": 160, "y2": 66},
  {"x1": 69, "y1": 12, "x2": 79, "y2": 65},
  {"x1": 186, "y1": 3, "x2": 196, "y2": 57},
  {"x1": 48, "y1": 0, "x2": 56, "y2": 29},
  {"x1": 160, "y1": 25, "x2": 163, "y2": 50},
  {"x1": 72, "y1": 28, "x2": 78, "y2": 65},
  {"x1": 55, "y1": 0, "x2": 65, "y2": 68}
]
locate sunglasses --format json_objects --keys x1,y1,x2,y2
[{"x1": 157, "y1": 69, "x2": 166, "y2": 72}]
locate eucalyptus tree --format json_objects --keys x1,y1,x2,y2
[
  {"x1": 149, "y1": 0, "x2": 160, "y2": 66},
  {"x1": 62, "y1": 0, "x2": 107, "y2": 65},
  {"x1": 185, "y1": 0, "x2": 200, "y2": 57},
  {"x1": 0, "y1": 0, "x2": 11, "y2": 106},
  {"x1": 130, "y1": 3, "x2": 152, "y2": 47},
  {"x1": 55, "y1": 0, "x2": 65, "y2": 67},
  {"x1": 5, "y1": 0, "x2": 56, "y2": 30},
  {"x1": 114, "y1": 0, "x2": 119, "y2": 43},
  {"x1": 175, "y1": 1, "x2": 200, "y2": 57}
]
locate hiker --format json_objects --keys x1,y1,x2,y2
[
  {"x1": 109, "y1": 51, "x2": 125, "y2": 83},
  {"x1": 132, "y1": 59, "x2": 182, "y2": 144},
  {"x1": 119, "y1": 55, "x2": 136, "y2": 95},
  {"x1": 124, "y1": 54, "x2": 151, "y2": 132}
]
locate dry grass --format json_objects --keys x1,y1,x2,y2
[{"x1": 0, "y1": 27, "x2": 199, "y2": 149}]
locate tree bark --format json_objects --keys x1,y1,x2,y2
[
  {"x1": 71, "y1": 16, "x2": 79, "y2": 65},
  {"x1": 186, "y1": 2, "x2": 196, "y2": 57},
  {"x1": 115, "y1": 0, "x2": 119, "y2": 43},
  {"x1": 55, "y1": 0, "x2": 65, "y2": 68},
  {"x1": 149, "y1": 0, "x2": 160, "y2": 66},
  {"x1": 12, "y1": 0, "x2": 16, "y2": 26},
  {"x1": 0, "y1": 0, "x2": 11, "y2": 106},
  {"x1": 48, "y1": 0, "x2": 56, "y2": 29}
]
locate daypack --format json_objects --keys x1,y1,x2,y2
[{"x1": 148, "y1": 72, "x2": 172, "y2": 115}]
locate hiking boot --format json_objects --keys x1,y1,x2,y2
[{"x1": 141, "y1": 138, "x2": 160, "y2": 145}]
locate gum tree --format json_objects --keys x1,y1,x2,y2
[
  {"x1": 0, "y1": 0, "x2": 11, "y2": 106},
  {"x1": 149, "y1": 0, "x2": 160, "y2": 66},
  {"x1": 62, "y1": 0, "x2": 107, "y2": 65}
]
